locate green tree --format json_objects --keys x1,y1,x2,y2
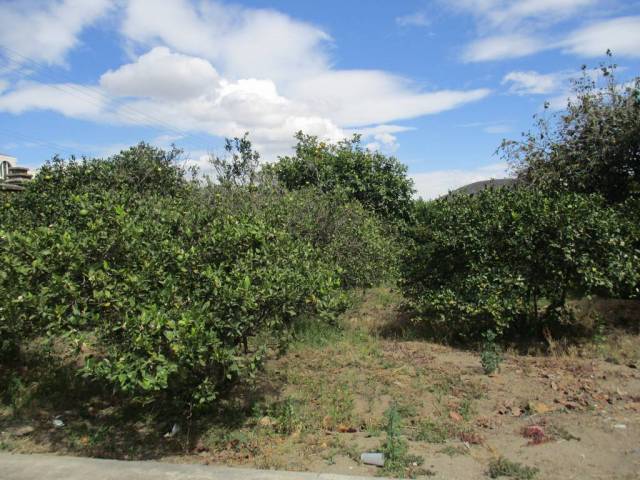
[
  {"x1": 266, "y1": 132, "x2": 415, "y2": 221},
  {"x1": 210, "y1": 132, "x2": 260, "y2": 187},
  {"x1": 500, "y1": 58, "x2": 640, "y2": 203}
]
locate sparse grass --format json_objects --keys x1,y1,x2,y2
[
  {"x1": 438, "y1": 445, "x2": 469, "y2": 456},
  {"x1": 2, "y1": 288, "x2": 639, "y2": 479},
  {"x1": 487, "y1": 457, "x2": 539, "y2": 480},
  {"x1": 412, "y1": 419, "x2": 451, "y2": 443}
]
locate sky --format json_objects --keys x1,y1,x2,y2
[{"x1": 0, "y1": 0, "x2": 639, "y2": 198}]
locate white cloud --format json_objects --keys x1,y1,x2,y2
[
  {"x1": 100, "y1": 47, "x2": 220, "y2": 100},
  {"x1": 451, "y1": 0, "x2": 596, "y2": 29},
  {"x1": 290, "y1": 70, "x2": 490, "y2": 126},
  {"x1": 562, "y1": 16, "x2": 640, "y2": 58},
  {"x1": 396, "y1": 12, "x2": 430, "y2": 27},
  {"x1": 0, "y1": 0, "x2": 112, "y2": 66},
  {"x1": 121, "y1": 0, "x2": 330, "y2": 83},
  {"x1": 453, "y1": 2, "x2": 640, "y2": 62},
  {"x1": 0, "y1": 1, "x2": 492, "y2": 159},
  {"x1": 462, "y1": 34, "x2": 545, "y2": 62},
  {"x1": 0, "y1": 82, "x2": 106, "y2": 118},
  {"x1": 502, "y1": 71, "x2": 564, "y2": 95},
  {"x1": 411, "y1": 162, "x2": 510, "y2": 199},
  {"x1": 119, "y1": 0, "x2": 489, "y2": 127},
  {"x1": 483, "y1": 124, "x2": 511, "y2": 134},
  {"x1": 352, "y1": 125, "x2": 414, "y2": 152}
]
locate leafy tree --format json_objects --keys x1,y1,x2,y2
[
  {"x1": 210, "y1": 132, "x2": 260, "y2": 187},
  {"x1": 500, "y1": 58, "x2": 640, "y2": 203},
  {"x1": 266, "y1": 132, "x2": 415, "y2": 221},
  {"x1": 401, "y1": 187, "x2": 639, "y2": 341}
]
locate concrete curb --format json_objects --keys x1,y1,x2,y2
[{"x1": 0, "y1": 453, "x2": 386, "y2": 480}]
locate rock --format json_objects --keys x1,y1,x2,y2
[
  {"x1": 523, "y1": 425, "x2": 546, "y2": 444},
  {"x1": 459, "y1": 431, "x2": 484, "y2": 445},
  {"x1": 564, "y1": 401, "x2": 580, "y2": 410},
  {"x1": 194, "y1": 440, "x2": 208, "y2": 452},
  {"x1": 11, "y1": 425, "x2": 34, "y2": 437}
]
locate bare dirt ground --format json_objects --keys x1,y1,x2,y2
[{"x1": 2, "y1": 288, "x2": 640, "y2": 479}]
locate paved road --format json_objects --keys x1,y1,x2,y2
[{"x1": 0, "y1": 453, "x2": 383, "y2": 480}]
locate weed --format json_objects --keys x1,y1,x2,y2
[
  {"x1": 268, "y1": 397, "x2": 301, "y2": 435},
  {"x1": 459, "y1": 397, "x2": 475, "y2": 421},
  {"x1": 395, "y1": 402, "x2": 418, "y2": 418},
  {"x1": 326, "y1": 384, "x2": 354, "y2": 427},
  {"x1": 292, "y1": 318, "x2": 345, "y2": 349},
  {"x1": 412, "y1": 419, "x2": 450, "y2": 443},
  {"x1": 363, "y1": 417, "x2": 384, "y2": 436},
  {"x1": 438, "y1": 445, "x2": 469, "y2": 456},
  {"x1": 379, "y1": 403, "x2": 425, "y2": 478},
  {"x1": 548, "y1": 424, "x2": 580, "y2": 442},
  {"x1": 487, "y1": 457, "x2": 539, "y2": 479},
  {"x1": 481, "y1": 330, "x2": 503, "y2": 375}
]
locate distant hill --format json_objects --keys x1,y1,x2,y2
[{"x1": 446, "y1": 178, "x2": 518, "y2": 197}]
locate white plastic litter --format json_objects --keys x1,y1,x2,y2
[{"x1": 360, "y1": 452, "x2": 385, "y2": 467}]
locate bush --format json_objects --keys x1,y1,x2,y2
[
  {"x1": 401, "y1": 187, "x2": 640, "y2": 341},
  {"x1": 0, "y1": 145, "x2": 345, "y2": 410},
  {"x1": 265, "y1": 132, "x2": 415, "y2": 222},
  {"x1": 205, "y1": 183, "x2": 399, "y2": 290},
  {"x1": 261, "y1": 187, "x2": 399, "y2": 289}
]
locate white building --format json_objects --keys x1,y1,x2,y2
[{"x1": 0, "y1": 154, "x2": 16, "y2": 181}]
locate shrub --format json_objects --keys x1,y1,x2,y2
[
  {"x1": 0, "y1": 146, "x2": 345, "y2": 410},
  {"x1": 208, "y1": 184, "x2": 399, "y2": 290},
  {"x1": 263, "y1": 188, "x2": 399, "y2": 289},
  {"x1": 488, "y1": 457, "x2": 538, "y2": 480},
  {"x1": 401, "y1": 187, "x2": 640, "y2": 341}
]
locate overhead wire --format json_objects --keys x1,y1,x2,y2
[{"x1": 0, "y1": 45, "x2": 219, "y2": 155}]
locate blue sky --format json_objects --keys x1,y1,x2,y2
[{"x1": 1, "y1": 0, "x2": 639, "y2": 197}]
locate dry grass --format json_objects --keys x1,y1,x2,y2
[{"x1": 2, "y1": 288, "x2": 640, "y2": 479}]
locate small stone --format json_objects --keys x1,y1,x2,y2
[{"x1": 614, "y1": 424, "x2": 627, "y2": 429}]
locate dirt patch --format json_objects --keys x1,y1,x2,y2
[{"x1": 2, "y1": 288, "x2": 640, "y2": 479}]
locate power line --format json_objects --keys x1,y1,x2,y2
[
  {"x1": 0, "y1": 46, "x2": 219, "y2": 150},
  {"x1": 0, "y1": 125, "x2": 94, "y2": 159}
]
